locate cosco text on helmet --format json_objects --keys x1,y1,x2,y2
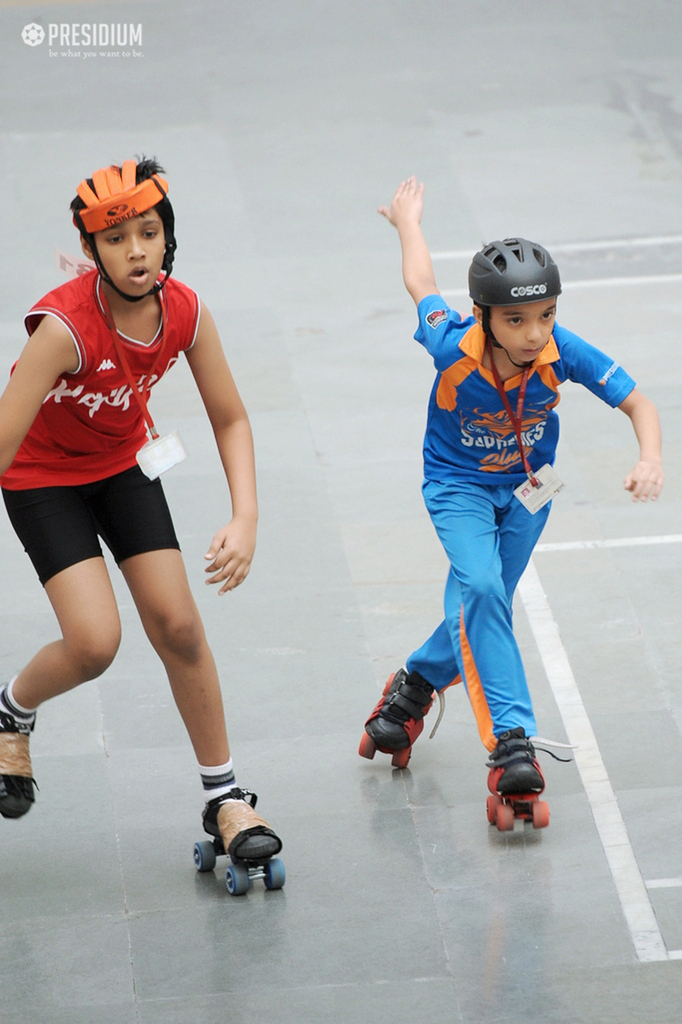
[{"x1": 510, "y1": 285, "x2": 548, "y2": 298}]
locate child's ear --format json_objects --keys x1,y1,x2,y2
[
  {"x1": 472, "y1": 304, "x2": 483, "y2": 326},
  {"x1": 79, "y1": 235, "x2": 94, "y2": 260}
]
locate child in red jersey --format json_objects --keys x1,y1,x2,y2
[{"x1": 0, "y1": 159, "x2": 282, "y2": 875}]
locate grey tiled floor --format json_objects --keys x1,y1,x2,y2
[{"x1": 1, "y1": 2, "x2": 682, "y2": 1021}]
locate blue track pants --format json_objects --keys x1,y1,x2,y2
[{"x1": 406, "y1": 478, "x2": 550, "y2": 749}]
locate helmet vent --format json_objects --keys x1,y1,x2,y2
[
  {"x1": 532, "y1": 246, "x2": 548, "y2": 268},
  {"x1": 505, "y1": 240, "x2": 523, "y2": 263}
]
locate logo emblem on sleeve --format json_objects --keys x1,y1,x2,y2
[{"x1": 426, "y1": 309, "x2": 448, "y2": 328}]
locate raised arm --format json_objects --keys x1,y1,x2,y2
[
  {"x1": 618, "y1": 388, "x2": 664, "y2": 501},
  {"x1": 378, "y1": 177, "x2": 439, "y2": 306},
  {"x1": 0, "y1": 317, "x2": 79, "y2": 476},
  {"x1": 184, "y1": 303, "x2": 258, "y2": 594}
]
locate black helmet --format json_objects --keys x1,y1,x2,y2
[{"x1": 468, "y1": 238, "x2": 561, "y2": 307}]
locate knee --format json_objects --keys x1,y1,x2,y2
[
  {"x1": 465, "y1": 562, "x2": 506, "y2": 604},
  {"x1": 67, "y1": 627, "x2": 121, "y2": 681},
  {"x1": 153, "y1": 610, "x2": 205, "y2": 664}
]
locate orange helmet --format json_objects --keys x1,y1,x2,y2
[
  {"x1": 74, "y1": 160, "x2": 168, "y2": 233},
  {"x1": 72, "y1": 158, "x2": 176, "y2": 301}
]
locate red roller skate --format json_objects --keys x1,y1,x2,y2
[
  {"x1": 358, "y1": 668, "x2": 435, "y2": 769},
  {"x1": 485, "y1": 727, "x2": 550, "y2": 831}
]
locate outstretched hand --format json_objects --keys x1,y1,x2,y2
[
  {"x1": 623, "y1": 460, "x2": 664, "y2": 502},
  {"x1": 204, "y1": 517, "x2": 257, "y2": 595},
  {"x1": 378, "y1": 176, "x2": 424, "y2": 228}
]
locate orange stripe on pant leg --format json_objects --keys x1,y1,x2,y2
[{"x1": 459, "y1": 607, "x2": 496, "y2": 751}]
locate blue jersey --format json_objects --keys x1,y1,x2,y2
[{"x1": 415, "y1": 295, "x2": 636, "y2": 485}]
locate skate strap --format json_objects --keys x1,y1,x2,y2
[
  {"x1": 531, "y1": 735, "x2": 576, "y2": 763},
  {"x1": 486, "y1": 736, "x2": 535, "y2": 768},
  {"x1": 229, "y1": 825, "x2": 283, "y2": 861},
  {"x1": 429, "y1": 691, "x2": 447, "y2": 739},
  {"x1": 428, "y1": 677, "x2": 461, "y2": 740},
  {"x1": 386, "y1": 683, "x2": 433, "y2": 718}
]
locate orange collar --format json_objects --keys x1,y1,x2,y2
[{"x1": 460, "y1": 322, "x2": 559, "y2": 369}]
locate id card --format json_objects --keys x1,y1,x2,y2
[
  {"x1": 136, "y1": 430, "x2": 188, "y2": 480},
  {"x1": 513, "y1": 463, "x2": 564, "y2": 514}
]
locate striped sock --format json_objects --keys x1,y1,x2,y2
[
  {"x1": 0, "y1": 678, "x2": 36, "y2": 732},
  {"x1": 199, "y1": 759, "x2": 237, "y2": 802}
]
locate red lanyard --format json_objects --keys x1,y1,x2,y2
[
  {"x1": 486, "y1": 338, "x2": 538, "y2": 486},
  {"x1": 98, "y1": 286, "x2": 166, "y2": 440}
]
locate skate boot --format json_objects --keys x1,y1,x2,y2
[
  {"x1": 0, "y1": 703, "x2": 37, "y2": 820},
  {"x1": 193, "y1": 789, "x2": 285, "y2": 896},
  {"x1": 485, "y1": 727, "x2": 549, "y2": 831},
  {"x1": 359, "y1": 668, "x2": 435, "y2": 769}
]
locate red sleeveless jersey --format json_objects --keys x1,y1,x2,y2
[{"x1": 1, "y1": 272, "x2": 200, "y2": 490}]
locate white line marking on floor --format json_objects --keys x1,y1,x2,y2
[
  {"x1": 518, "y1": 558, "x2": 669, "y2": 963},
  {"x1": 535, "y1": 534, "x2": 682, "y2": 553},
  {"x1": 645, "y1": 878, "x2": 682, "y2": 889},
  {"x1": 441, "y1": 273, "x2": 682, "y2": 300},
  {"x1": 561, "y1": 273, "x2": 682, "y2": 289},
  {"x1": 432, "y1": 234, "x2": 682, "y2": 260}
]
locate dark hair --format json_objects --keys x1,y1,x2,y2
[{"x1": 69, "y1": 156, "x2": 166, "y2": 224}]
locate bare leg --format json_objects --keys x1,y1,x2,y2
[
  {"x1": 120, "y1": 549, "x2": 230, "y2": 766},
  {"x1": 11, "y1": 557, "x2": 122, "y2": 709}
]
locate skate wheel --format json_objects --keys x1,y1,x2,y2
[
  {"x1": 193, "y1": 840, "x2": 217, "y2": 873},
  {"x1": 225, "y1": 862, "x2": 251, "y2": 896},
  {"x1": 486, "y1": 794, "x2": 502, "y2": 824},
  {"x1": 391, "y1": 747, "x2": 411, "y2": 769},
  {"x1": 532, "y1": 800, "x2": 550, "y2": 829},
  {"x1": 358, "y1": 732, "x2": 376, "y2": 760},
  {"x1": 495, "y1": 802, "x2": 515, "y2": 832},
  {"x1": 263, "y1": 857, "x2": 286, "y2": 891}
]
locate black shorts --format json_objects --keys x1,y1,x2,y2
[{"x1": 2, "y1": 466, "x2": 180, "y2": 586}]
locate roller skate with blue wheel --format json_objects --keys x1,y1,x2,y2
[
  {"x1": 193, "y1": 788, "x2": 285, "y2": 896},
  {"x1": 486, "y1": 727, "x2": 549, "y2": 831},
  {"x1": 359, "y1": 668, "x2": 435, "y2": 769}
]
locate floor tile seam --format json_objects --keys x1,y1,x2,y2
[
  {"x1": 424, "y1": 872, "x2": 618, "y2": 899},
  {"x1": 133, "y1": 975, "x2": 457, "y2": 1004},
  {"x1": 113, "y1": 905, "x2": 233, "y2": 923},
  {"x1": 402, "y1": 775, "x2": 466, "y2": 1023},
  {"x1": 97, "y1": 681, "x2": 140, "y2": 1018},
  {"x1": 1, "y1": 910, "x2": 133, "y2": 927}
]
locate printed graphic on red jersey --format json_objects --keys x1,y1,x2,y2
[{"x1": 44, "y1": 362, "x2": 177, "y2": 419}]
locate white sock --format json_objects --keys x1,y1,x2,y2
[
  {"x1": 1, "y1": 677, "x2": 37, "y2": 723},
  {"x1": 199, "y1": 759, "x2": 237, "y2": 802}
]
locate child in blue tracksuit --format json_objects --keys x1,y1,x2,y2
[{"x1": 359, "y1": 177, "x2": 664, "y2": 804}]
